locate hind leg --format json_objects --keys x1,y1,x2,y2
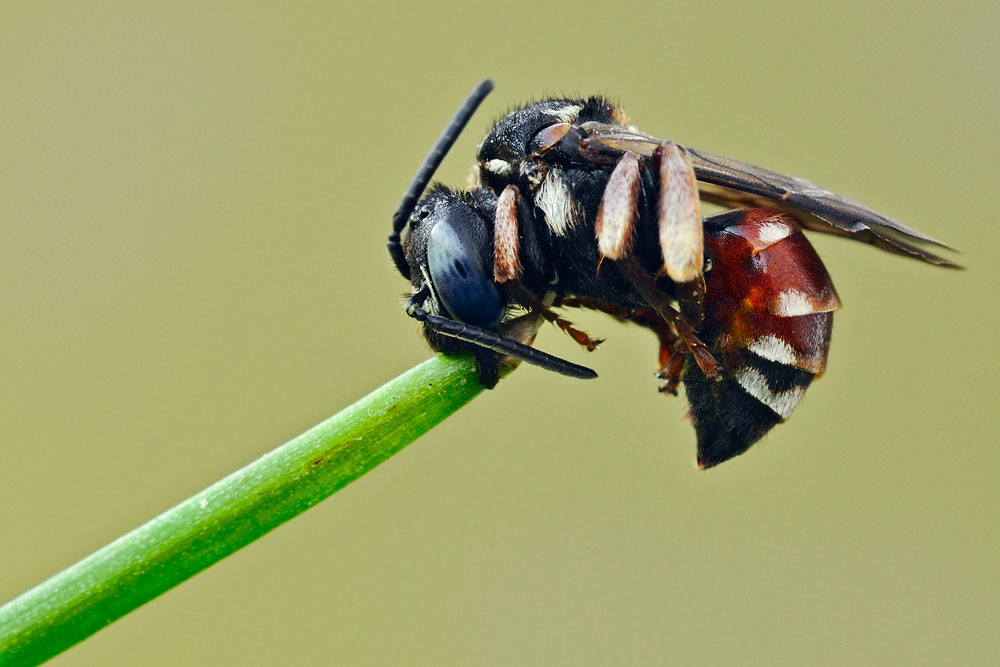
[{"x1": 593, "y1": 149, "x2": 721, "y2": 380}]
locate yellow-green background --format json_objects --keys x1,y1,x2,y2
[{"x1": 2, "y1": 2, "x2": 997, "y2": 665}]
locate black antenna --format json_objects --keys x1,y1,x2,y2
[
  {"x1": 388, "y1": 79, "x2": 495, "y2": 279},
  {"x1": 406, "y1": 290, "x2": 597, "y2": 380}
]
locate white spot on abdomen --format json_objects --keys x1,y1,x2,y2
[
  {"x1": 757, "y1": 221, "x2": 793, "y2": 246},
  {"x1": 748, "y1": 335, "x2": 798, "y2": 366},
  {"x1": 735, "y1": 367, "x2": 804, "y2": 420},
  {"x1": 776, "y1": 289, "x2": 814, "y2": 316}
]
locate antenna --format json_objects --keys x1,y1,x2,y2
[{"x1": 388, "y1": 79, "x2": 494, "y2": 279}]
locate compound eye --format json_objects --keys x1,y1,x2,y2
[{"x1": 427, "y1": 219, "x2": 503, "y2": 328}]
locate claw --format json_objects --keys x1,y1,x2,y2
[
  {"x1": 669, "y1": 313, "x2": 722, "y2": 381},
  {"x1": 656, "y1": 352, "x2": 685, "y2": 396},
  {"x1": 690, "y1": 344, "x2": 723, "y2": 381}
]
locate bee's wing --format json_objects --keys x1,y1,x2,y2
[
  {"x1": 575, "y1": 124, "x2": 961, "y2": 268},
  {"x1": 686, "y1": 147, "x2": 961, "y2": 268}
]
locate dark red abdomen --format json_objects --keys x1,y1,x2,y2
[{"x1": 686, "y1": 209, "x2": 841, "y2": 468}]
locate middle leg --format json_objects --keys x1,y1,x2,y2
[{"x1": 558, "y1": 297, "x2": 687, "y2": 395}]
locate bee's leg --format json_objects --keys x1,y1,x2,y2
[
  {"x1": 496, "y1": 185, "x2": 597, "y2": 347},
  {"x1": 626, "y1": 308, "x2": 685, "y2": 395},
  {"x1": 537, "y1": 306, "x2": 604, "y2": 351},
  {"x1": 656, "y1": 353, "x2": 686, "y2": 395},
  {"x1": 595, "y1": 151, "x2": 641, "y2": 261},
  {"x1": 472, "y1": 348, "x2": 500, "y2": 389},
  {"x1": 592, "y1": 151, "x2": 720, "y2": 380},
  {"x1": 557, "y1": 297, "x2": 639, "y2": 321},
  {"x1": 510, "y1": 286, "x2": 604, "y2": 351},
  {"x1": 557, "y1": 297, "x2": 686, "y2": 395},
  {"x1": 618, "y1": 257, "x2": 722, "y2": 381},
  {"x1": 493, "y1": 184, "x2": 522, "y2": 282},
  {"x1": 656, "y1": 140, "x2": 706, "y2": 328}
]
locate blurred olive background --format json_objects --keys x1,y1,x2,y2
[{"x1": 2, "y1": 1, "x2": 997, "y2": 665}]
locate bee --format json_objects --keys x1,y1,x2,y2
[{"x1": 388, "y1": 80, "x2": 960, "y2": 468}]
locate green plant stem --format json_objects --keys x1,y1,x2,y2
[{"x1": 0, "y1": 353, "x2": 485, "y2": 667}]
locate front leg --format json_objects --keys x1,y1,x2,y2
[
  {"x1": 511, "y1": 285, "x2": 604, "y2": 352},
  {"x1": 493, "y1": 184, "x2": 522, "y2": 282},
  {"x1": 494, "y1": 185, "x2": 602, "y2": 352}
]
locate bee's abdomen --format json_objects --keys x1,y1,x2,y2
[{"x1": 685, "y1": 209, "x2": 841, "y2": 468}]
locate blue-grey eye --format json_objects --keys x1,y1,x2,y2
[{"x1": 427, "y1": 219, "x2": 503, "y2": 328}]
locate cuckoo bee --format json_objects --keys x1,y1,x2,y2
[{"x1": 387, "y1": 80, "x2": 960, "y2": 468}]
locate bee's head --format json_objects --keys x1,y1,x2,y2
[{"x1": 387, "y1": 80, "x2": 597, "y2": 382}]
